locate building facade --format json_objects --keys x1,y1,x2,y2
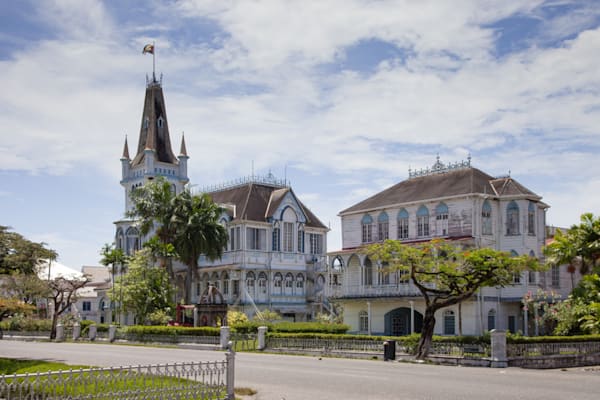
[
  {"x1": 327, "y1": 157, "x2": 569, "y2": 336},
  {"x1": 192, "y1": 175, "x2": 329, "y2": 321}
]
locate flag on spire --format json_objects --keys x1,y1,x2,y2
[{"x1": 142, "y1": 44, "x2": 154, "y2": 54}]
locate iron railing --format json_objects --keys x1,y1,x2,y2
[
  {"x1": 0, "y1": 354, "x2": 235, "y2": 400},
  {"x1": 508, "y1": 341, "x2": 600, "y2": 358}
]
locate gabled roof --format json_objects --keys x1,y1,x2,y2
[
  {"x1": 340, "y1": 167, "x2": 541, "y2": 215},
  {"x1": 489, "y1": 177, "x2": 538, "y2": 197},
  {"x1": 208, "y1": 183, "x2": 327, "y2": 229},
  {"x1": 131, "y1": 81, "x2": 178, "y2": 167}
]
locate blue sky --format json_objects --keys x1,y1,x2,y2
[{"x1": 1, "y1": 0, "x2": 600, "y2": 270}]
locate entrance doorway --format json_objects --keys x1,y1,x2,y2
[{"x1": 384, "y1": 307, "x2": 423, "y2": 336}]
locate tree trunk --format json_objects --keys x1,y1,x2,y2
[
  {"x1": 415, "y1": 307, "x2": 436, "y2": 359},
  {"x1": 184, "y1": 264, "x2": 193, "y2": 304},
  {"x1": 50, "y1": 310, "x2": 59, "y2": 340}
]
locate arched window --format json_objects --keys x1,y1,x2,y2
[
  {"x1": 506, "y1": 201, "x2": 520, "y2": 235},
  {"x1": 364, "y1": 258, "x2": 373, "y2": 286},
  {"x1": 125, "y1": 227, "x2": 140, "y2": 255},
  {"x1": 528, "y1": 250, "x2": 536, "y2": 284},
  {"x1": 297, "y1": 224, "x2": 305, "y2": 253},
  {"x1": 397, "y1": 208, "x2": 409, "y2": 239},
  {"x1": 223, "y1": 272, "x2": 230, "y2": 295},
  {"x1": 482, "y1": 200, "x2": 492, "y2": 235},
  {"x1": 487, "y1": 309, "x2": 496, "y2": 331},
  {"x1": 359, "y1": 310, "x2": 369, "y2": 332},
  {"x1": 246, "y1": 271, "x2": 256, "y2": 294},
  {"x1": 272, "y1": 221, "x2": 280, "y2": 251},
  {"x1": 274, "y1": 272, "x2": 283, "y2": 294},
  {"x1": 377, "y1": 211, "x2": 389, "y2": 241},
  {"x1": 296, "y1": 273, "x2": 305, "y2": 293},
  {"x1": 115, "y1": 228, "x2": 124, "y2": 251},
  {"x1": 443, "y1": 310, "x2": 455, "y2": 335},
  {"x1": 361, "y1": 214, "x2": 373, "y2": 243},
  {"x1": 285, "y1": 272, "x2": 294, "y2": 295},
  {"x1": 417, "y1": 206, "x2": 430, "y2": 237},
  {"x1": 510, "y1": 250, "x2": 521, "y2": 283},
  {"x1": 282, "y1": 207, "x2": 297, "y2": 253},
  {"x1": 435, "y1": 202, "x2": 449, "y2": 236},
  {"x1": 528, "y1": 202, "x2": 536, "y2": 235},
  {"x1": 258, "y1": 272, "x2": 267, "y2": 293}
]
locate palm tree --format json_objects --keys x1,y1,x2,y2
[
  {"x1": 100, "y1": 244, "x2": 127, "y2": 323},
  {"x1": 545, "y1": 213, "x2": 600, "y2": 276},
  {"x1": 127, "y1": 179, "x2": 178, "y2": 277},
  {"x1": 172, "y1": 190, "x2": 228, "y2": 304}
]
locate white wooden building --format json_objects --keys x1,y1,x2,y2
[
  {"x1": 327, "y1": 157, "x2": 570, "y2": 336},
  {"x1": 111, "y1": 74, "x2": 329, "y2": 323}
]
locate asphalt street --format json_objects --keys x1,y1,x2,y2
[{"x1": 1, "y1": 340, "x2": 599, "y2": 400}]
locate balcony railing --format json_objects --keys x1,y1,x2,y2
[{"x1": 329, "y1": 283, "x2": 422, "y2": 298}]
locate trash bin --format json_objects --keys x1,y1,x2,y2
[{"x1": 383, "y1": 340, "x2": 396, "y2": 361}]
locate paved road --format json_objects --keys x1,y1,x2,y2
[{"x1": 1, "y1": 340, "x2": 599, "y2": 399}]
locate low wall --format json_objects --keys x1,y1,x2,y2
[{"x1": 509, "y1": 353, "x2": 600, "y2": 369}]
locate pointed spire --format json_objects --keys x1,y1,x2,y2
[
  {"x1": 179, "y1": 132, "x2": 188, "y2": 157},
  {"x1": 131, "y1": 80, "x2": 178, "y2": 167},
  {"x1": 121, "y1": 136, "x2": 130, "y2": 160}
]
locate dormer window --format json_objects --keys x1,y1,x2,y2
[
  {"x1": 157, "y1": 117, "x2": 164, "y2": 128},
  {"x1": 143, "y1": 117, "x2": 149, "y2": 129}
]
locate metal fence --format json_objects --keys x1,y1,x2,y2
[
  {"x1": 231, "y1": 333, "x2": 257, "y2": 351},
  {"x1": 508, "y1": 341, "x2": 600, "y2": 358},
  {"x1": 0, "y1": 354, "x2": 235, "y2": 400},
  {"x1": 429, "y1": 342, "x2": 490, "y2": 358},
  {"x1": 114, "y1": 331, "x2": 221, "y2": 345},
  {"x1": 267, "y1": 337, "x2": 412, "y2": 355}
]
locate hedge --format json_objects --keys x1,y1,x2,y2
[
  {"x1": 506, "y1": 333, "x2": 600, "y2": 344},
  {"x1": 232, "y1": 321, "x2": 350, "y2": 334},
  {"x1": 122, "y1": 325, "x2": 221, "y2": 336}
]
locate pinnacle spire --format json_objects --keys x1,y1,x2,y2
[
  {"x1": 121, "y1": 136, "x2": 130, "y2": 160},
  {"x1": 179, "y1": 133, "x2": 188, "y2": 157}
]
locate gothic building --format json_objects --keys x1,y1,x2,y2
[
  {"x1": 327, "y1": 157, "x2": 560, "y2": 336},
  {"x1": 109, "y1": 75, "x2": 328, "y2": 323},
  {"x1": 197, "y1": 175, "x2": 329, "y2": 321}
]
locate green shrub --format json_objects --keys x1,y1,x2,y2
[
  {"x1": 0, "y1": 317, "x2": 52, "y2": 331},
  {"x1": 506, "y1": 333, "x2": 600, "y2": 344}
]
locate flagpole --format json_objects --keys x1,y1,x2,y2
[{"x1": 153, "y1": 41, "x2": 156, "y2": 82}]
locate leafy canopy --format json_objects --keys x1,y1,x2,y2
[
  {"x1": 544, "y1": 213, "x2": 600, "y2": 275},
  {"x1": 0, "y1": 226, "x2": 57, "y2": 275},
  {"x1": 113, "y1": 248, "x2": 174, "y2": 325}
]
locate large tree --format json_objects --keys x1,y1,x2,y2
[
  {"x1": 0, "y1": 226, "x2": 57, "y2": 275},
  {"x1": 113, "y1": 249, "x2": 174, "y2": 325},
  {"x1": 365, "y1": 239, "x2": 538, "y2": 359},
  {"x1": 128, "y1": 177, "x2": 228, "y2": 304},
  {"x1": 544, "y1": 213, "x2": 600, "y2": 275},
  {"x1": 172, "y1": 190, "x2": 228, "y2": 304},
  {"x1": 127, "y1": 179, "x2": 178, "y2": 276},
  {"x1": 48, "y1": 275, "x2": 90, "y2": 339}
]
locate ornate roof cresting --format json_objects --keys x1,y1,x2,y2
[{"x1": 409, "y1": 154, "x2": 472, "y2": 179}]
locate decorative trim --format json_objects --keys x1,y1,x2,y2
[{"x1": 409, "y1": 155, "x2": 471, "y2": 179}]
